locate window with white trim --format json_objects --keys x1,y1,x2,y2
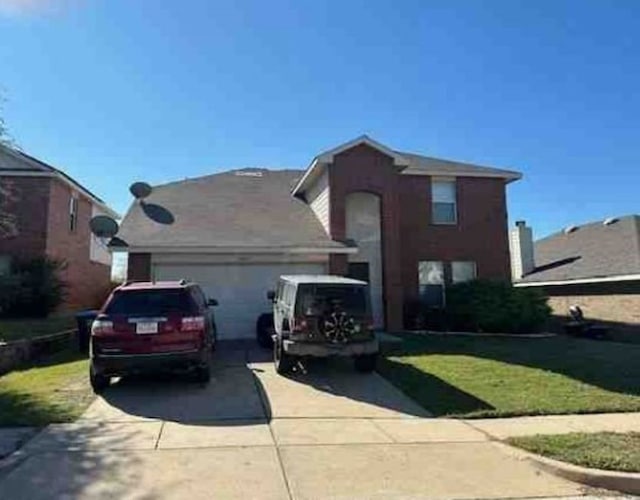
[
  {"x1": 432, "y1": 179, "x2": 456, "y2": 224},
  {"x1": 452, "y1": 261, "x2": 477, "y2": 283},
  {"x1": 418, "y1": 261, "x2": 445, "y2": 307},
  {"x1": 69, "y1": 195, "x2": 78, "y2": 232}
]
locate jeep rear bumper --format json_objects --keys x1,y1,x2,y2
[{"x1": 282, "y1": 338, "x2": 379, "y2": 357}]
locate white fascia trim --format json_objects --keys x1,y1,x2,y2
[
  {"x1": 402, "y1": 167, "x2": 522, "y2": 183},
  {"x1": 123, "y1": 245, "x2": 358, "y2": 255},
  {"x1": 514, "y1": 274, "x2": 640, "y2": 287},
  {"x1": 0, "y1": 170, "x2": 120, "y2": 218},
  {"x1": 291, "y1": 135, "x2": 409, "y2": 196}
]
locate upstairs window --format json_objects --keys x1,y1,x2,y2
[
  {"x1": 69, "y1": 195, "x2": 78, "y2": 232},
  {"x1": 432, "y1": 179, "x2": 456, "y2": 224},
  {"x1": 418, "y1": 261, "x2": 445, "y2": 307}
]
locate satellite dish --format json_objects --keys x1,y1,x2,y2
[
  {"x1": 129, "y1": 182, "x2": 152, "y2": 199},
  {"x1": 89, "y1": 215, "x2": 119, "y2": 238}
]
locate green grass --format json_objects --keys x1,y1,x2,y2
[
  {"x1": 378, "y1": 333, "x2": 640, "y2": 418},
  {"x1": 508, "y1": 432, "x2": 640, "y2": 472},
  {"x1": 0, "y1": 315, "x2": 76, "y2": 342},
  {"x1": 0, "y1": 350, "x2": 94, "y2": 426}
]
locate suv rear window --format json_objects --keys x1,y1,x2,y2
[
  {"x1": 296, "y1": 284, "x2": 368, "y2": 316},
  {"x1": 105, "y1": 289, "x2": 197, "y2": 316}
]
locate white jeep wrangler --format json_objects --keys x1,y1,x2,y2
[{"x1": 267, "y1": 275, "x2": 379, "y2": 374}]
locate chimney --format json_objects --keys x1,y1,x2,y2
[{"x1": 509, "y1": 220, "x2": 535, "y2": 280}]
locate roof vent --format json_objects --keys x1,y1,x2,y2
[
  {"x1": 603, "y1": 217, "x2": 619, "y2": 226},
  {"x1": 234, "y1": 170, "x2": 263, "y2": 177},
  {"x1": 563, "y1": 225, "x2": 578, "y2": 234}
]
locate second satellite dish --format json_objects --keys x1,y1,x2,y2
[
  {"x1": 89, "y1": 215, "x2": 119, "y2": 238},
  {"x1": 130, "y1": 182, "x2": 152, "y2": 199}
]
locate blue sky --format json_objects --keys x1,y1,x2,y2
[{"x1": 1, "y1": 0, "x2": 638, "y2": 239}]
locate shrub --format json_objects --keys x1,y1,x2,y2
[
  {"x1": 445, "y1": 280, "x2": 551, "y2": 333},
  {"x1": 0, "y1": 257, "x2": 68, "y2": 318}
]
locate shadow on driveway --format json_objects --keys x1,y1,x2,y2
[{"x1": 90, "y1": 341, "x2": 428, "y2": 425}]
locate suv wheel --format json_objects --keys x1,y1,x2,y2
[
  {"x1": 90, "y1": 363, "x2": 110, "y2": 394},
  {"x1": 274, "y1": 339, "x2": 296, "y2": 375},
  {"x1": 354, "y1": 354, "x2": 377, "y2": 373},
  {"x1": 194, "y1": 361, "x2": 211, "y2": 384}
]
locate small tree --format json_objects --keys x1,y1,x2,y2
[{"x1": 0, "y1": 258, "x2": 68, "y2": 318}]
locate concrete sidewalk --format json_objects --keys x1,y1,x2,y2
[{"x1": 465, "y1": 412, "x2": 640, "y2": 439}]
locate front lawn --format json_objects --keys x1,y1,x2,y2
[
  {"x1": 0, "y1": 350, "x2": 93, "y2": 426},
  {"x1": 0, "y1": 315, "x2": 76, "y2": 343},
  {"x1": 378, "y1": 333, "x2": 640, "y2": 418},
  {"x1": 508, "y1": 432, "x2": 640, "y2": 472}
]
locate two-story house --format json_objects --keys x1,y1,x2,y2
[
  {"x1": 118, "y1": 136, "x2": 521, "y2": 338},
  {"x1": 0, "y1": 144, "x2": 118, "y2": 310}
]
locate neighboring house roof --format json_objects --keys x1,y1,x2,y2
[
  {"x1": 117, "y1": 169, "x2": 354, "y2": 253},
  {"x1": 0, "y1": 144, "x2": 118, "y2": 218},
  {"x1": 517, "y1": 215, "x2": 640, "y2": 286}
]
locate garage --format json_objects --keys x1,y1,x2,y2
[{"x1": 154, "y1": 262, "x2": 326, "y2": 339}]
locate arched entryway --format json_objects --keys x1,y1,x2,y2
[{"x1": 345, "y1": 192, "x2": 384, "y2": 328}]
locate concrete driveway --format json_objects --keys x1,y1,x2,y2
[{"x1": 0, "y1": 343, "x2": 593, "y2": 499}]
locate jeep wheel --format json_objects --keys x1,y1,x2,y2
[
  {"x1": 90, "y1": 363, "x2": 110, "y2": 394},
  {"x1": 274, "y1": 339, "x2": 296, "y2": 375},
  {"x1": 354, "y1": 354, "x2": 377, "y2": 373},
  {"x1": 256, "y1": 313, "x2": 275, "y2": 349}
]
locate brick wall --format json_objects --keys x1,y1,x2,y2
[
  {"x1": 46, "y1": 179, "x2": 111, "y2": 311},
  {"x1": 399, "y1": 175, "x2": 511, "y2": 301},
  {"x1": 543, "y1": 281, "x2": 640, "y2": 330},
  {"x1": 326, "y1": 143, "x2": 512, "y2": 331},
  {"x1": 0, "y1": 176, "x2": 50, "y2": 258}
]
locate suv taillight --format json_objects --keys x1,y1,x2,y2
[
  {"x1": 181, "y1": 316, "x2": 205, "y2": 332},
  {"x1": 91, "y1": 319, "x2": 114, "y2": 336}
]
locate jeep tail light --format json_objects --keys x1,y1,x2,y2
[
  {"x1": 91, "y1": 319, "x2": 114, "y2": 336},
  {"x1": 181, "y1": 316, "x2": 205, "y2": 332},
  {"x1": 293, "y1": 317, "x2": 308, "y2": 333}
]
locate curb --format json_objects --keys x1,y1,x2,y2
[{"x1": 494, "y1": 441, "x2": 640, "y2": 495}]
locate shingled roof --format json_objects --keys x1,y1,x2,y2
[
  {"x1": 117, "y1": 169, "x2": 350, "y2": 252},
  {"x1": 518, "y1": 215, "x2": 640, "y2": 284}
]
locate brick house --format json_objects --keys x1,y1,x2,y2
[
  {"x1": 511, "y1": 215, "x2": 640, "y2": 335},
  {"x1": 0, "y1": 144, "x2": 118, "y2": 310},
  {"x1": 118, "y1": 135, "x2": 521, "y2": 338}
]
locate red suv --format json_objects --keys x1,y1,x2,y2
[{"x1": 89, "y1": 280, "x2": 218, "y2": 393}]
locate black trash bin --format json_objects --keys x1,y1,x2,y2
[{"x1": 76, "y1": 310, "x2": 98, "y2": 354}]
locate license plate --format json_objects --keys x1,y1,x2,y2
[{"x1": 136, "y1": 322, "x2": 158, "y2": 334}]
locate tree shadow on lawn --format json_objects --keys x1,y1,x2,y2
[{"x1": 392, "y1": 334, "x2": 640, "y2": 399}]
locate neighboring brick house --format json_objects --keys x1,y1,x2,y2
[
  {"x1": 0, "y1": 144, "x2": 118, "y2": 310},
  {"x1": 511, "y1": 215, "x2": 640, "y2": 335},
  {"x1": 118, "y1": 135, "x2": 521, "y2": 338}
]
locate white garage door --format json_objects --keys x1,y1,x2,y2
[{"x1": 154, "y1": 262, "x2": 326, "y2": 340}]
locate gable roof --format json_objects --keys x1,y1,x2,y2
[
  {"x1": 116, "y1": 169, "x2": 354, "y2": 253},
  {"x1": 0, "y1": 144, "x2": 118, "y2": 218},
  {"x1": 397, "y1": 151, "x2": 522, "y2": 182},
  {"x1": 517, "y1": 215, "x2": 640, "y2": 285},
  {"x1": 291, "y1": 135, "x2": 521, "y2": 196}
]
